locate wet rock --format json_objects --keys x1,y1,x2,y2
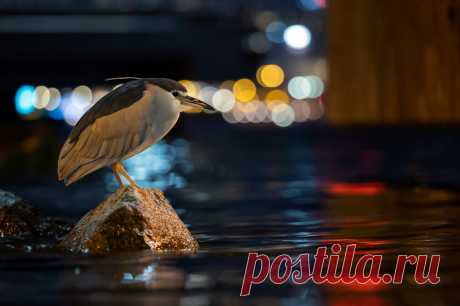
[
  {"x1": 0, "y1": 189, "x2": 39, "y2": 237},
  {"x1": 59, "y1": 187, "x2": 199, "y2": 253}
]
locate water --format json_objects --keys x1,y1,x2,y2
[{"x1": 1, "y1": 121, "x2": 460, "y2": 305}]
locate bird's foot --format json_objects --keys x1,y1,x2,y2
[{"x1": 113, "y1": 162, "x2": 142, "y2": 191}]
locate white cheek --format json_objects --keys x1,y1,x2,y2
[{"x1": 172, "y1": 98, "x2": 181, "y2": 110}]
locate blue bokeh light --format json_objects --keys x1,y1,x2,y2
[
  {"x1": 265, "y1": 21, "x2": 287, "y2": 44},
  {"x1": 48, "y1": 106, "x2": 64, "y2": 120},
  {"x1": 15, "y1": 85, "x2": 36, "y2": 115}
]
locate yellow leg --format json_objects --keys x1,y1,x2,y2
[
  {"x1": 113, "y1": 162, "x2": 140, "y2": 189},
  {"x1": 111, "y1": 164, "x2": 124, "y2": 187}
]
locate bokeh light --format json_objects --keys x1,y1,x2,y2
[
  {"x1": 179, "y1": 80, "x2": 199, "y2": 97},
  {"x1": 253, "y1": 101, "x2": 269, "y2": 123},
  {"x1": 265, "y1": 89, "x2": 289, "y2": 110},
  {"x1": 265, "y1": 21, "x2": 286, "y2": 43},
  {"x1": 291, "y1": 101, "x2": 311, "y2": 122},
  {"x1": 222, "y1": 110, "x2": 238, "y2": 124},
  {"x1": 237, "y1": 101, "x2": 258, "y2": 122},
  {"x1": 297, "y1": 0, "x2": 326, "y2": 11},
  {"x1": 305, "y1": 75, "x2": 324, "y2": 98},
  {"x1": 71, "y1": 85, "x2": 92, "y2": 109},
  {"x1": 283, "y1": 24, "x2": 311, "y2": 50},
  {"x1": 254, "y1": 11, "x2": 277, "y2": 31},
  {"x1": 199, "y1": 86, "x2": 217, "y2": 104},
  {"x1": 288, "y1": 75, "x2": 324, "y2": 99},
  {"x1": 288, "y1": 76, "x2": 312, "y2": 99},
  {"x1": 62, "y1": 92, "x2": 87, "y2": 126},
  {"x1": 231, "y1": 104, "x2": 247, "y2": 123},
  {"x1": 15, "y1": 85, "x2": 36, "y2": 116},
  {"x1": 308, "y1": 99, "x2": 325, "y2": 120},
  {"x1": 45, "y1": 88, "x2": 61, "y2": 111},
  {"x1": 220, "y1": 80, "x2": 234, "y2": 90},
  {"x1": 212, "y1": 89, "x2": 235, "y2": 112},
  {"x1": 256, "y1": 64, "x2": 285, "y2": 87},
  {"x1": 247, "y1": 32, "x2": 272, "y2": 54},
  {"x1": 272, "y1": 103, "x2": 295, "y2": 127},
  {"x1": 233, "y1": 79, "x2": 256, "y2": 102},
  {"x1": 33, "y1": 85, "x2": 50, "y2": 109},
  {"x1": 92, "y1": 88, "x2": 109, "y2": 105}
]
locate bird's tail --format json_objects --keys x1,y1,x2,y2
[{"x1": 57, "y1": 139, "x2": 107, "y2": 186}]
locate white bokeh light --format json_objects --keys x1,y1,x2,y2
[
  {"x1": 62, "y1": 93, "x2": 88, "y2": 126},
  {"x1": 71, "y1": 85, "x2": 93, "y2": 109},
  {"x1": 271, "y1": 103, "x2": 295, "y2": 127},
  {"x1": 33, "y1": 85, "x2": 50, "y2": 109},
  {"x1": 198, "y1": 86, "x2": 217, "y2": 104},
  {"x1": 46, "y1": 88, "x2": 61, "y2": 111},
  {"x1": 212, "y1": 89, "x2": 235, "y2": 112},
  {"x1": 283, "y1": 25, "x2": 311, "y2": 50},
  {"x1": 288, "y1": 76, "x2": 312, "y2": 99},
  {"x1": 266, "y1": 21, "x2": 286, "y2": 43},
  {"x1": 305, "y1": 75, "x2": 324, "y2": 98}
]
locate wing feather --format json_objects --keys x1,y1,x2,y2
[
  {"x1": 67, "y1": 79, "x2": 146, "y2": 143},
  {"x1": 58, "y1": 84, "x2": 155, "y2": 185}
]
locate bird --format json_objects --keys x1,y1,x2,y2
[{"x1": 58, "y1": 77, "x2": 215, "y2": 188}]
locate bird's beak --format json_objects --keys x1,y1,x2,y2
[{"x1": 178, "y1": 95, "x2": 216, "y2": 113}]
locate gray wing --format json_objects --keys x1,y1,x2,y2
[
  {"x1": 58, "y1": 81, "x2": 155, "y2": 185},
  {"x1": 68, "y1": 79, "x2": 146, "y2": 144}
]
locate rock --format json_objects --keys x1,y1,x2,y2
[
  {"x1": 0, "y1": 189, "x2": 39, "y2": 237},
  {"x1": 59, "y1": 187, "x2": 199, "y2": 253}
]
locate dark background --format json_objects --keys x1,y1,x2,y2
[{"x1": 1, "y1": 2, "x2": 460, "y2": 306}]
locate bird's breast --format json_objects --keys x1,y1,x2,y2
[{"x1": 143, "y1": 85, "x2": 180, "y2": 143}]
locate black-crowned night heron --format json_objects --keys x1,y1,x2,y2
[{"x1": 58, "y1": 77, "x2": 215, "y2": 187}]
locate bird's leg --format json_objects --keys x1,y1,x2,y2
[
  {"x1": 111, "y1": 164, "x2": 124, "y2": 187},
  {"x1": 114, "y1": 162, "x2": 140, "y2": 189}
]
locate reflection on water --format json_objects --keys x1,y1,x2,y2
[
  {"x1": 1, "y1": 125, "x2": 460, "y2": 306},
  {"x1": 105, "y1": 139, "x2": 191, "y2": 190}
]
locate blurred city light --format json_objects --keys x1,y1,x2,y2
[
  {"x1": 283, "y1": 25, "x2": 311, "y2": 50},
  {"x1": 272, "y1": 103, "x2": 295, "y2": 127},
  {"x1": 62, "y1": 92, "x2": 87, "y2": 126},
  {"x1": 247, "y1": 32, "x2": 272, "y2": 54},
  {"x1": 47, "y1": 106, "x2": 64, "y2": 120},
  {"x1": 212, "y1": 89, "x2": 235, "y2": 112},
  {"x1": 45, "y1": 87, "x2": 61, "y2": 111},
  {"x1": 15, "y1": 85, "x2": 36, "y2": 116},
  {"x1": 71, "y1": 85, "x2": 92, "y2": 109},
  {"x1": 219, "y1": 80, "x2": 234, "y2": 90},
  {"x1": 179, "y1": 80, "x2": 199, "y2": 97},
  {"x1": 305, "y1": 75, "x2": 324, "y2": 98},
  {"x1": 92, "y1": 88, "x2": 109, "y2": 105},
  {"x1": 254, "y1": 11, "x2": 277, "y2": 31},
  {"x1": 288, "y1": 76, "x2": 312, "y2": 99},
  {"x1": 308, "y1": 99, "x2": 325, "y2": 120},
  {"x1": 288, "y1": 75, "x2": 324, "y2": 99},
  {"x1": 13, "y1": 73, "x2": 324, "y2": 127},
  {"x1": 222, "y1": 110, "x2": 238, "y2": 124},
  {"x1": 231, "y1": 104, "x2": 246, "y2": 122},
  {"x1": 233, "y1": 79, "x2": 256, "y2": 102},
  {"x1": 256, "y1": 64, "x2": 284, "y2": 88},
  {"x1": 297, "y1": 0, "x2": 326, "y2": 11},
  {"x1": 253, "y1": 101, "x2": 269, "y2": 123},
  {"x1": 292, "y1": 101, "x2": 311, "y2": 122},
  {"x1": 265, "y1": 89, "x2": 289, "y2": 110},
  {"x1": 198, "y1": 85, "x2": 217, "y2": 104},
  {"x1": 265, "y1": 21, "x2": 286, "y2": 43},
  {"x1": 33, "y1": 85, "x2": 50, "y2": 109},
  {"x1": 238, "y1": 101, "x2": 260, "y2": 123}
]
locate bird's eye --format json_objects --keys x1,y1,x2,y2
[{"x1": 172, "y1": 91, "x2": 179, "y2": 97}]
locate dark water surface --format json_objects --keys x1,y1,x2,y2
[{"x1": 1, "y1": 121, "x2": 460, "y2": 306}]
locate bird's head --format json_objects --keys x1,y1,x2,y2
[
  {"x1": 147, "y1": 78, "x2": 216, "y2": 114},
  {"x1": 105, "y1": 77, "x2": 216, "y2": 113}
]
